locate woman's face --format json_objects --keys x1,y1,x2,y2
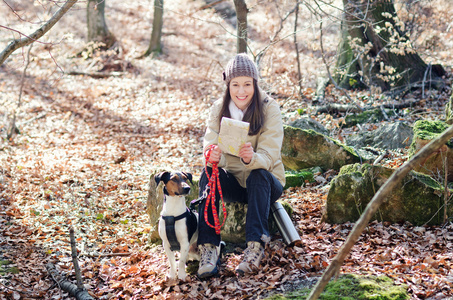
[{"x1": 229, "y1": 76, "x2": 255, "y2": 111}]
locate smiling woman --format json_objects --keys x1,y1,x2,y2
[{"x1": 196, "y1": 53, "x2": 287, "y2": 279}]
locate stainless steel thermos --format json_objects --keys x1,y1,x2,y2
[{"x1": 271, "y1": 202, "x2": 301, "y2": 246}]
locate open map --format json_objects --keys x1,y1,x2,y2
[{"x1": 218, "y1": 117, "x2": 250, "y2": 157}]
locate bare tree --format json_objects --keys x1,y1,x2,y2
[
  {"x1": 333, "y1": 0, "x2": 445, "y2": 93},
  {"x1": 87, "y1": 0, "x2": 116, "y2": 49},
  {"x1": 0, "y1": 0, "x2": 78, "y2": 66},
  {"x1": 144, "y1": 0, "x2": 164, "y2": 57}
]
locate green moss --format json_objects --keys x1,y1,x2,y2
[
  {"x1": 413, "y1": 120, "x2": 449, "y2": 139},
  {"x1": 409, "y1": 120, "x2": 453, "y2": 155},
  {"x1": 410, "y1": 171, "x2": 443, "y2": 190},
  {"x1": 339, "y1": 163, "x2": 363, "y2": 176},
  {"x1": 0, "y1": 260, "x2": 19, "y2": 275},
  {"x1": 265, "y1": 274, "x2": 408, "y2": 300},
  {"x1": 344, "y1": 109, "x2": 397, "y2": 127},
  {"x1": 284, "y1": 170, "x2": 315, "y2": 189}
]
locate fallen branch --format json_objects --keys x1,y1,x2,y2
[
  {"x1": 46, "y1": 227, "x2": 94, "y2": 300},
  {"x1": 199, "y1": 0, "x2": 226, "y2": 10},
  {"x1": 307, "y1": 124, "x2": 453, "y2": 300},
  {"x1": 81, "y1": 252, "x2": 131, "y2": 258},
  {"x1": 66, "y1": 70, "x2": 123, "y2": 78},
  {"x1": 315, "y1": 99, "x2": 422, "y2": 114},
  {"x1": 0, "y1": 0, "x2": 78, "y2": 65},
  {"x1": 46, "y1": 263, "x2": 94, "y2": 300}
]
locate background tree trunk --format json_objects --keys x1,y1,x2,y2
[
  {"x1": 233, "y1": 0, "x2": 248, "y2": 54},
  {"x1": 87, "y1": 0, "x2": 116, "y2": 49},
  {"x1": 144, "y1": 0, "x2": 164, "y2": 57},
  {"x1": 334, "y1": 0, "x2": 445, "y2": 93}
]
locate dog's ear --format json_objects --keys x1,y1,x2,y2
[
  {"x1": 155, "y1": 171, "x2": 170, "y2": 185},
  {"x1": 182, "y1": 172, "x2": 193, "y2": 185}
]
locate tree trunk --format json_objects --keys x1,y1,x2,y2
[
  {"x1": 233, "y1": 0, "x2": 248, "y2": 54},
  {"x1": 87, "y1": 0, "x2": 116, "y2": 49},
  {"x1": 334, "y1": 0, "x2": 445, "y2": 92},
  {"x1": 144, "y1": 0, "x2": 164, "y2": 57}
]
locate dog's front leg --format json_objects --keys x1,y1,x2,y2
[
  {"x1": 162, "y1": 240, "x2": 177, "y2": 280},
  {"x1": 178, "y1": 242, "x2": 190, "y2": 281}
]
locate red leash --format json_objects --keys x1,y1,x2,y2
[{"x1": 204, "y1": 145, "x2": 227, "y2": 235}]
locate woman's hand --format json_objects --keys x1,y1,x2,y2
[
  {"x1": 239, "y1": 142, "x2": 254, "y2": 164},
  {"x1": 207, "y1": 145, "x2": 222, "y2": 163}
]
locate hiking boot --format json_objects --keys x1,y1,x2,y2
[
  {"x1": 236, "y1": 241, "x2": 264, "y2": 275},
  {"x1": 197, "y1": 244, "x2": 220, "y2": 279}
]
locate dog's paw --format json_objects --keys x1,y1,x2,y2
[
  {"x1": 168, "y1": 271, "x2": 177, "y2": 281},
  {"x1": 178, "y1": 272, "x2": 188, "y2": 282}
]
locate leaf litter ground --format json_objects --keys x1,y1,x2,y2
[{"x1": 1, "y1": 0, "x2": 453, "y2": 299}]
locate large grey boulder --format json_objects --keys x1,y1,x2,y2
[
  {"x1": 282, "y1": 125, "x2": 363, "y2": 171},
  {"x1": 323, "y1": 163, "x2": 451, "y2": 225},
  {"x1": 289, "y1": 116, "x2": 329, "y2": 136},
  {"x1": 346, "y1": 122, "x2": 413, "y2": 150}
]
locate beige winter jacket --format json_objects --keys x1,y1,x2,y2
[{"x1": 203, "y1": 91, "x2": 286, "y2": 188}]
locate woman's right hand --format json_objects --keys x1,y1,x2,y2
[{"x1": 207, "y1": 145, "x2": 222, "y2": 163}]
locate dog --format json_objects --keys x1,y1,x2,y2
[{"x1": 155, "y1": 171, "x2": 199, "y2": 281}]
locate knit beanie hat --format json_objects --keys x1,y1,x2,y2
[{"x1": 223, "y1": 53, "x2": 259, "y2": 84}]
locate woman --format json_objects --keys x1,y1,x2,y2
[{"x1": 197, "y1": 53, "x2": 285, "y2": 279}]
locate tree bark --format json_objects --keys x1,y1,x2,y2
[
  {"x1": 0, "y1": 0, "x2": 78, "y2": 66},
  {"x1": 334, "y1": 0, "x2": 445, "y2": 92},
  {"x1": 87, "y1": 0, "x2": 116, "y2": 49},
  {"x1": 233, "y1": 0, "x2": 248, "y2": 54},
  {"x1": 307, "y1": 124, "x2": 453, "y2": 300},
  {"x1": 144, "y1": 0, "x2": 164, "y2": 57}
]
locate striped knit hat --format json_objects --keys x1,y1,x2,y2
[{"x1": 222, "y1": 53, "x2": 259, "y2": 84}]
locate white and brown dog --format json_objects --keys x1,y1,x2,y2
[{"x1": 155, "y1": 171, "x2": 199, "y2": 281}]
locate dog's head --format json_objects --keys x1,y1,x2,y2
[{"x1": 154, "y1": 171, "x2": 193, "y2": 196}]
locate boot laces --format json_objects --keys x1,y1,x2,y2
[
  {"x1": 200, "y1": 245, "x2": 216, "y2": 265},
  {"x1": 243, "y1": 242, "x2": 262, "y2": 264}
]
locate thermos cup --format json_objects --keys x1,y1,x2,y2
[{"x1": 271, "y1": 202, "x2": 301, "y2": 246}]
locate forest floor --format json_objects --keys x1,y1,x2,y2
[{"x1": 1, "y1": 0, "x2": 453, "y2": 299}]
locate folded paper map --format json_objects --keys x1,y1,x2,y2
[{"x1": 218, "y1": 117, "x2": 250, "y2": 157}]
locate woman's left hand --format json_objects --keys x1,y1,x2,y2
[{"x1": 239, "y1": 142, "x2": 254, "y2": 164}]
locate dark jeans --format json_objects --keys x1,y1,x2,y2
[{"x1": 197, "y1": 167, "x2": 283, "y2": 247}]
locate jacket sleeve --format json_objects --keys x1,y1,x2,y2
[
  {"x1": 202, "y1": 101, "x2": 227, "y2": 167},
  {"x1": 244, "y1": 100, "x2": 283, "y2": 171}
]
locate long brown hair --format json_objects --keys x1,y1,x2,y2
[{"x1": 218, "y1": 79, "x2": 264, "y2": 136}]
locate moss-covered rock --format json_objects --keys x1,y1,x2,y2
[
  {"x1": 289, "y1": 116, "x2": 329, "y2": 136},
  {"x1": 323, "y1": 163, "x2": 451, "y2": 225},
  {"x1": 282, "y1": 126, "x2": 363, "y2": 171},
  {"x1": 266, "y1": 274, "x2": 408, "y2": 300},
  {"x1": 346, "y1": 122, "x2": 413, "y2": 150},
  {"x1": 344, "y1": 108, "x2": 397, "y2": 128},
  {"x1": 408, "y1": 120, "x2": 453, "y2": 181},
  {"x1": 284, "y1": 169, "x2": 316, "y2": 189},
  {"x1": 220, "y1": 200, "x2": 294, "y2": 244}
]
